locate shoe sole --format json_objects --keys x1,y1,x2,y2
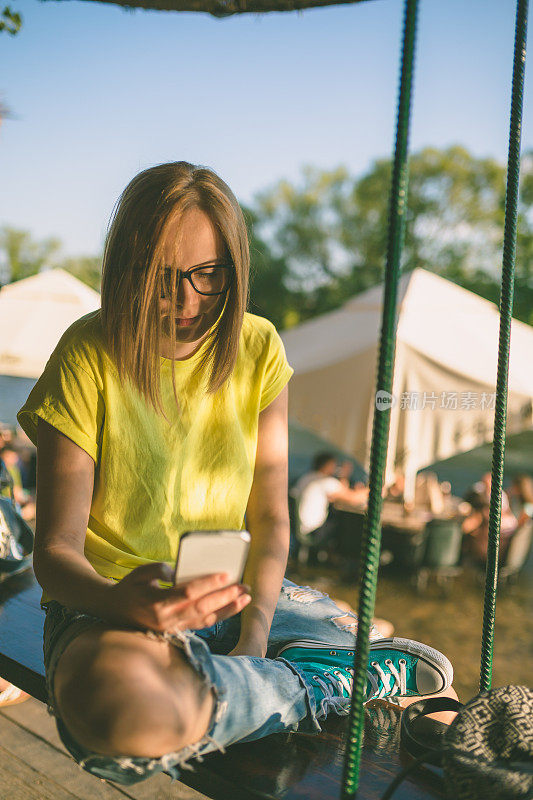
[{"x1": 276, "y1": 638, "x2": 453, "y2": 691}]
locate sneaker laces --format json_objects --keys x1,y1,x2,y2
[
  {"x1": 312, "y1": 667, "x2": 354, "y2": 715},
  {"x1": 313, "y1": 659, "x2": 407, "y2": 703},
  {"x1": 314, "y1": 667, "x2": 354, "y2": 698},
  {"x1": 366, "y1": 658, "x2": 407, "y2": 699}
]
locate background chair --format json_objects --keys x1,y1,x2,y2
[
  {"x1": 335, "y1": 510, "x2": 366, "y2": 581},
  {"x1": 288, "y1": 494, "x2": 333, "y2": 567},
  {"x1": 416, "y1": 517, "x2": 463, "y2": 593},
  {"x1": 383, "y1": 525, "x2": 427, "y2": 574}
]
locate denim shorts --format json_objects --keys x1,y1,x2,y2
[{"x1": 42, "y1": 579, "x2": 380, "y2": 786}]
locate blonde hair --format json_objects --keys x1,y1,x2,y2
[{"x1": 101, "y1": 162, "x2": 249, "y2": 412}]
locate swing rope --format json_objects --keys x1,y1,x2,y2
[
  {"x1": 341, "y1": 0, "x2": 419, "y2": 795},
  {"x1": 480, "y1": 0, "x2": 529, "y2": 694}
]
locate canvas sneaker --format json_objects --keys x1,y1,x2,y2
[{"x1": 276, "y1": 638, "x2": 453, "y2": 712}]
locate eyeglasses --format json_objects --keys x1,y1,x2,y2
[{"x1": 160, "y1": 263, "x2": 233, "y2": 298}]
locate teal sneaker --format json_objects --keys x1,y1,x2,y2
[
  {"x1": 278, "y1": 649, "x2": 356, "y2": 716},
  {"x1": 367, "y1": 637, "x2": 453, "y2": 699},
  {"x1": 277, "y1": 638, "x2": 453, "y2": 709}
]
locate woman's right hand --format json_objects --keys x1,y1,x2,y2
[{"x1": 107, "y1": 562, "x2": 251, "y2": 633}]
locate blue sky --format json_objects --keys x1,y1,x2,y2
[{"x1": 1, "y1": 0, "x2": 531, "y2": 256}]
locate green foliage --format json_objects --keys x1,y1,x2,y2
[
  {"x1": 249, "y1": 146, "x2": 533, "y2": 329},
  {"x1": 60, "y1": 255, "x2": 102, "y2": 291},
  {"x1": 0, "y1": 226, "x2": 102, "y2": 290},
  {"x1": 244, "y1": 205, "x2": 297, "y2": 329},
  {"x1": 0, "y1": 227, "x2": 62, "y2": 283},
  {"x1": 0, "y1": 5, "x2": 21, "y2": 35}
]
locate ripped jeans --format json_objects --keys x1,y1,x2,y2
[{"x1": 43, "y1": 578, "x2": 381, "y2": 786}]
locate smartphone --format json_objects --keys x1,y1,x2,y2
[{"x1": 174, "y1": 529, "x2": 251, "y2": 588}]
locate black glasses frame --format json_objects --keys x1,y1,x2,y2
[{"x1": 160, "y1": 264, "x2": 233, "y2": 298}]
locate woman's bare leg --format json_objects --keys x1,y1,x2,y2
[
  {"x1": 53, "y1": 624, "x2": 214, "y2": 757},
  {"x1": 397, "y1": 685, "x2": 459, "y2": 724}
]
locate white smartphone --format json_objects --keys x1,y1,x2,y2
[{"x1": 174, "y1": 529, "x2": 251, "y2": 588}]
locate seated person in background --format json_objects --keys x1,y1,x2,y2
[
  {"x1": 0, "y1": 445, "x2": 25, "y2": 505},
  {"x1": 0, "y1": 425, "x2": 14, "y2": 449},
  {"x1": 413, "y1": 471, "x2": 445, "y2": 515},
  {"x1": 386, "y1": 469, "x2": 446, "y2": 515},
  {"x1": 508, "y1": 474, "x2": 533, "y2": 527},
  {"x1": 0, "y1": 445, "x2": 36, "y2": 521},
  {"x1": 462, "y1": 472, "x2": 517, "y2": 564},
  {"x1": 291, "y1": 452, "x2": 368, "y2": 550},
  {"x1": 0, "y1": 441, "x2": 32, "y2": 706},
  {"x1": 385, "y1": 469, "x2": 405, "y2": 504}
]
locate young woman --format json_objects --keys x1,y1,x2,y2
[{"x1": 18, "y1": 162, "x2": 453, "y2": 785}]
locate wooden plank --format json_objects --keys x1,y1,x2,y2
[
  {"x1": 178, "y1": 712, "x2": 446, "y2": 800},
  {"x1": 0, "y1": 710, "x2": 129, "y2": 800},
  {"x1": 125, "y1": 775, "x2": 210, "y2": 800},
  {"x1": 1, "y1": 699, "x2": 209, "y2": 800},
  {"x1": 0, "y1": 696, "x2": 55, "y2": 739},
  {"x1": 0, "y1": 742, "x2": 81, "y2": 800}
]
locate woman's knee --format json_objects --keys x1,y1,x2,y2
[{"x1": 53, "y1": 627, "x2": 214, "y2": 757}]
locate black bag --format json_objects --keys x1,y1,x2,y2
[{"x1": 0, "y1": 459, "x2": 34, "y2": 579}]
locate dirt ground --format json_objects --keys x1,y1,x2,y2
[{"x1": 286, "y1": 561, "x2": 532, "y2": 702}]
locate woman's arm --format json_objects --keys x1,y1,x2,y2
[
  {"x1": 34, "y1": 417, "x2": 115, "y2": 613},
  {"x1": 35, "y1": 418, "x2": 251, "y2": 629},
  {"x1": 462, "y1": 510, "x2": 484, "y2": 535},
  {"x1": 230, "y1": 386, "x2": 290, "y2": 658},
  {"x1": 328, "y1": 483, "x2": 369, "y2": 507}
]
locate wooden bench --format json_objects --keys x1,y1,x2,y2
[{"x1": 0, "y1": 570, "x2": 445, "y2": 799}]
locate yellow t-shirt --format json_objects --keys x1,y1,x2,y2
[{"x1": 18, "y1": 310, "x2": 293, "y2": 604}]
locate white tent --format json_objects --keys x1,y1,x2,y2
[
  {"x1": 281, "y1": 268, "x2": 533, "y2": 502},
  {"x1": 0, "y1": 269, "x2": 100, "y2": 424},
  {"x1": 0, "y1": 269, "x2": 100, "y2": 379}
]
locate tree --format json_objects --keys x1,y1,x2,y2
[
  {"x1": 253, "y1": 166, "x2": 360, "y2": 322},
  {"x1": 0, "y1": 227, "x2": 62, "y2": 284},
  {"x1": 250, "y1": 146, "x2": 533, "y2": 327},
  {"x1": 60, "y1": 255, "x2": 102, "y2": 292},
  {"x1": 243, "y1": 206, "x2": 298, "y2": 330},
  {"x1": 0, "y1": 6, "x2": 21, "y2": 35},
  {"x1": 0, "y1": 226, "x2": 103, "y2": 291}
]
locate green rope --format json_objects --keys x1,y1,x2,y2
[
  {"x1": 341, "y1": 0, "x2": 418, "y2": 795},
  {"x1": 480, "y1": 0, "x2": 529, "y2": 694}
]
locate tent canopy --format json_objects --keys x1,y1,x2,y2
[
  {"x1": 0, "y1": 269, "x2": 100, "y2": 380},
  {"x1": 281, "y1": 268, "x2": 533, "y2": 499},
  {"x1": 55, "y1": 0, "x2": 372, "y2": 17}
]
